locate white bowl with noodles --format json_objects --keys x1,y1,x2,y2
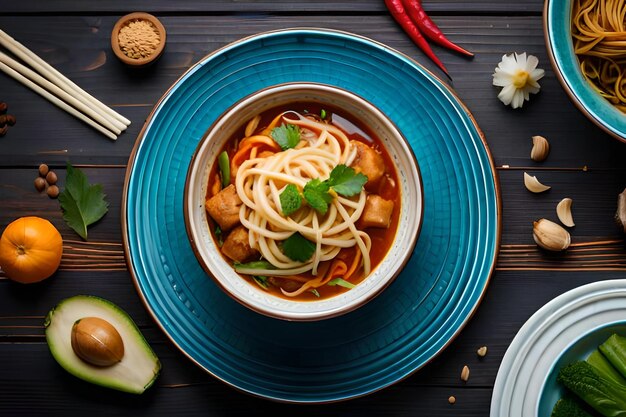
[{"x1": 184, "y1": 82, "x2": 422, "y2": 321}]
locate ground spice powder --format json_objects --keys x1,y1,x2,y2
[{"x1": 118, "y1": 19, "x2": 161, "y2": 59}]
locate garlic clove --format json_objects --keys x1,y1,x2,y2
[
  {"x1": 533, "y1": 218, "x2": 571, "y2": 251},
  {"x1": 524, "y1": 172, "x2": 551, "y2": 193},
  {"x1": 617, "y1": 188, "x2": 626, "y2": 233},
  {"x1": 531, "y1": 135, "x2": 550, "y2": 162},
  {"x1": 556, "y1": 198, "x2": 575, "y2": 227}
]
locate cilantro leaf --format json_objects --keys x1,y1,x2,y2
[
  {"x1": 327, "y1": 278, "x2": 356, "y2": 289},
  {"x1": 58, "y1": 162, "x2": 109, "y2": 240},
  {"x1": 303, "y1": 179, "x2": 333, "y2": 215},
  {"x1": 282, "y1": 232, "x2": 316, "y2": 262},
  {"x1": 327, "y1": 164, "x2": 368, "y2": 197},
  {"x1": 270, "y1": 124, "x2": 301, "y2": 150},
  {"x1": 279, "y1": 184, "x2": 302, "y2": 216},
  {"x1": 310, "y1": 289, "x2": 320, "y2": 297}
]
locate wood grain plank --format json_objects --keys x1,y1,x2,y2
[
  {"x1": 3, "y1": 0, "x2": 544, "y2": 14},
  {"x1": 2, "y1": 16, "x2": 625, "y2": 168}
]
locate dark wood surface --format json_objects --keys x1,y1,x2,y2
[{"x1": 1, "y1": 2, "x2": 626, "y2": 416}]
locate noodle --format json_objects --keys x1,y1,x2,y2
[
  {"x1": 572, "y1": 0, "x2": 626, "y2": 112},
  {"x1": 234, "y1": 113, "x2": 371, "y2": 280}
]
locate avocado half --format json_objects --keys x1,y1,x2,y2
[{"x1": 45, "y1": 295, "x2": 161, "y2": 394}]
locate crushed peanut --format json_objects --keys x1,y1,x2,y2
[
  {"x1": 118, "y1": 19, "x2": 161, "y2": 59},
  {"x1": 448, "y1": 395, "x2": 456, "y2": 405}
]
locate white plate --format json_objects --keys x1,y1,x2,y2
[{"x1": 490, "y1": 279, "x2": 626, "y2": 417}]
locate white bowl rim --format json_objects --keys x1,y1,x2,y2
[{"x1": 184, "y1": 82, "x2": 423, "y2": 321}]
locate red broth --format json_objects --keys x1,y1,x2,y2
[{"x1": 206, "y1": 103, "x2": 401, "y2": 301}]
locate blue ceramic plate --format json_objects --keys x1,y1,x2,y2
[
  {"x1": 122, "y1": 28, "x2": 500, "y2": 403},
  {"x1": 544, "y1": 0, "x2": 626, "y2": 142}
]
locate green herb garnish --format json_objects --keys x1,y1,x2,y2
[
  {"x1": 214, "y1": 225, "x2": 224, "y2": 247},
  {"x1": 302, "y1": 165, "x2": 367, "y2": 214},
  {"x1": 58, "y1": 162, "x2": 109, "y2": 240},
  {"x1": 310, "y1": 289, "x2": 320, "y2": 297},
  {"x1": 270, "y1": 124, "x2": 301, "y2": 150},
  {"x1": 218, "y1": 150, "x2": 230, "y2": 188},
  {"x1": 327, "y1": 278, "x2": 356, "y2": 289},
  {"x1": 320, "y1": 109, "x2": 327, "y2": 120},
  {"x1": 282, "y1": 232, "x2": 316, "y2": 262},
  {"x1": 252, "y1": 276, "x2": 270, "y2": 290},
  {"x1": 279, "y1": 184, "x2": 302, "y2": 216},
  {"x1": 234, "y1": 260, "x2": 276, "y2": 271},
  {"x1": 302, "y1": 179, "x2": 333, "y2": 215},
  {"x1": 325, "y1": 164, "x2": 368, "y2": 197}
]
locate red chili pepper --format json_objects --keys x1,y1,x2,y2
[
  {"x1": 384, "y1": 0, "x2": 450, "y2": 79},
  {"x1": 403, "y1": 0, "x2": 474, "y2": 57}
]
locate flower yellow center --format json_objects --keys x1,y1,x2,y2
[{"x1": 512, "y1": 70, "x2": 529, "y2": 89}]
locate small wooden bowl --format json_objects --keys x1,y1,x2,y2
[{"x1": 111, "y1": 12, "x2": 166, "y2": 67}]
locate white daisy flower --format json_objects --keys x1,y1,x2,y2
[{"x1": 493, "y1": 52, "x2": 545, "y2": 109}]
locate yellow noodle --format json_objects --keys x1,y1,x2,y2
[
  {"x1": 572, "y1": 0, "x2": 626, "y2": 112},
  {"x1": 234, "y1": 112, "x2": 370, "y2": 278}
]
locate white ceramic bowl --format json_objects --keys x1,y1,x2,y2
[{"x1": 185, "y1": 82, "x2": 422, "y2": 321}]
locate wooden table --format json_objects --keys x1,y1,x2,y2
[{"x1": 2, "y1": 1, "x2": 626, "y2": 415}]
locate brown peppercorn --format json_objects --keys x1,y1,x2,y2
[
  {"x1": 5, "y1": 114, "x2": 15, "y2": 126},
  {"x1": 0, "y1": 115, "x2": 6, "y2": 127},
  {"x1": 39, "y1": 164, "x2": 49, "y2": 177},
  {"x1": 34, "y1": 177, "x2": 46, "y2": 192},
  {"x1": 0, "y1": 102, "x2": 7, "y2": 113},
  {"x1": 47, "y1": 185, "x2": 60, "y2": 199},
  {"x1": 0, "y1": 126, "x2": 7, "y2": 137},
  {"x1": 46, "y1": 171, "x2": 58, "y2": 185}
]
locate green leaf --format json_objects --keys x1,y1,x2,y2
[
  {"x1": 327, "y1": 278, "x2": 356, "y2": 289},
  {"x1": 327, "y1": 164, "x2": 368, "y2": 197},
  {"x1": 218, "y1": 151, "x2": 230, "y2": 188},
  {"x1": 214, "y1": 225, "x2": 223, "y2": 247},
  {"x1": 282, "y1": 232, "x2": 316, "y2": 262},
  {"x1": 234, "y1": 260, "x2": 276, "y2": 271},
  {"x1": 270, "y1": 124, "x2": 301, "y2": 150},
  {"x1": 58, "y1": 162, "x2": 109, "y2": 240},
  {"x1": 279, "y1": 184, "x2": 302, "y2": 216},
  {"x1": 310, "y1": 289, "x2": 320, "y2": 297},
  {"x1": 303, "y1": 179, "x2": 332, "y2": 215},
  {"x1": 252, "y1": 276, "x2": 270, "y2": 290},
  {"x1": 320, "y1": 109, "x2": 327, "y2": 120}
]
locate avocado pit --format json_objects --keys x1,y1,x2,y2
[{"x1": 71, "y1": 317, "x2": 125, "y2": 366}]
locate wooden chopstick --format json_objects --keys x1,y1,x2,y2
[
  {"x1": 0, "y1": 52, "x2": 121, "y2": 136},
  {"x1": 0, "y1": 61, "x2": 117, "y2": 140},
  {"x1": 0, "y1": 29, "x2": 131, "y2": 137}
]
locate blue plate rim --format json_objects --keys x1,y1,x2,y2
[{"x1": 121, "y1": 27, "x2": 502, "y2": 403}]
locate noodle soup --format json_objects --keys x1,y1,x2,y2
[
  {"x1": 204, "y1": 103, "x2": 400, "y2": 301},
  {"x1": 185, "y1": 83, "x2": 422, "y2": 321}
]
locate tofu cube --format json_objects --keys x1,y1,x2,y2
[
  {"x1": 221, "y1": 225, "x2": 258, "y2": 263},
  {"x1": 349, "y1": 140, "x2": 385, "y2": 183},
  {"x1": 360, "y1": 194, "x2": 394, "y2": 228},
  {"x1": 205, "y1": 184, "x2": 242, "y2": 231}
]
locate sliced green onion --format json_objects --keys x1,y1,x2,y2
[
  {"x1": 327, "y1": 277, "x2": 356, "y2": 289},
  {"x1": 218, "y1": 150, "x2": 230, "y2": 188}
]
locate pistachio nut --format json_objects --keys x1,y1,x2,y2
[
  {"x1": 524, "y1": 172, "x2": 551, "y2": 193},
  {"x1": 556, "y1": 198, "x2": 575, "y2": 227},
  {"x1": 533, "y1": 218, "x2": 571, "y2": 251},
  {"x1": 531, "y1": 135, "x2": 550, "y2": 162}
]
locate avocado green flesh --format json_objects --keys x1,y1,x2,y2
[{"x1": 45, "y1": 295, "x2": 160, "y2": 394}]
